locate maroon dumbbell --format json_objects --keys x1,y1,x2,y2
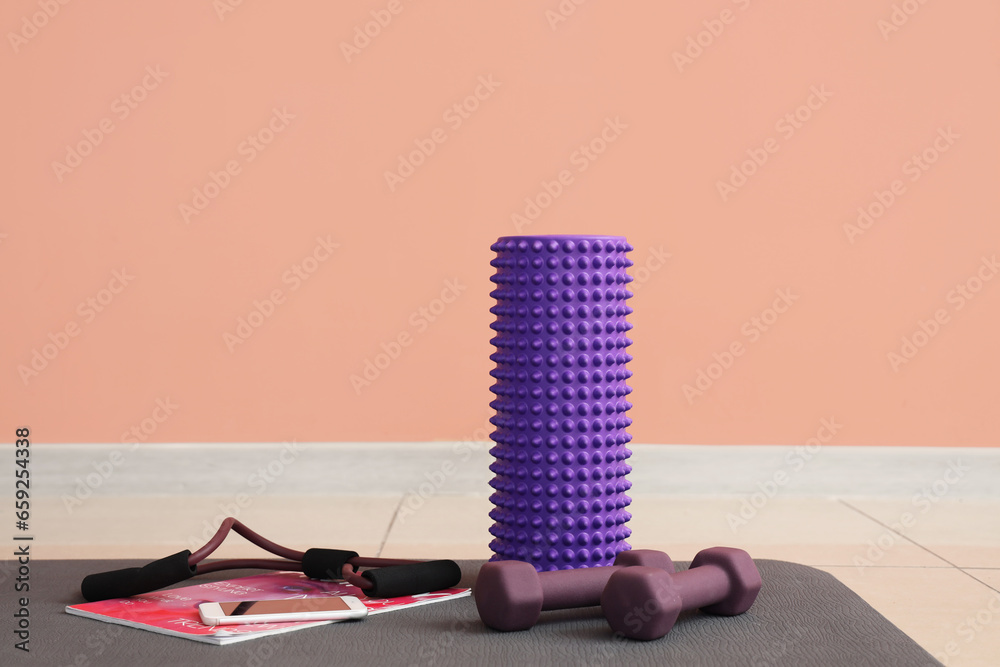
[
  {"x1": 601, "y1": 547, "x2": 761, "y2": 640},
  {"x1": 475, "y1": 550, "x2": 675, "y2": 632}
]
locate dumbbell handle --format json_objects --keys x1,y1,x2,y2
[
  {"x1": 670, "y1": 564, "x2": 730, "y2": 611},
  {"x1": 539, "y1": 567, "x2": 625, "y2": 610}
]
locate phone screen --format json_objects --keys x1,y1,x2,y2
[{"x1": 218, "y1": 598, "x2": 355, "y2": 616}]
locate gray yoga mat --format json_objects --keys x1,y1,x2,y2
[{"x1": 5, "y1": 559, "x2": 941, "y2": 666}]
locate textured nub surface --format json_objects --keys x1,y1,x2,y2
[{"x1": 486, "y1": 235, "x2": 635, "y2": 571}]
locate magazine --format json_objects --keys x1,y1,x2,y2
[{"x1": 65, "y1": 570, "x2": 470, "y2": 645}]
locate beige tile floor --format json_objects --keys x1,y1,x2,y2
[{"x1": 17, "y1": 443, "x2": 1000, "y2": 666}]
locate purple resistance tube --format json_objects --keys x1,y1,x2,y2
[{"x1": 487, "y1": 234, "x2": 634, "y2": 571}]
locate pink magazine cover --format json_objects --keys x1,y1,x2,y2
[{"x1": 65, "y1": 571, "x2": 470, "y2": 646}]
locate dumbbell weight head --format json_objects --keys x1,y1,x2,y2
[
  {"x1": 688, "y1": 546, "x2": 761, "y2": 615},
  {"x1": 475, "y1": 560, "x2": 541, "y2": 632},
  {"x1": 475, "y1": 549, "x2": 675, "y2": 632},
  {"x1": 614, "y1": 549, "x2": 675, "y2": 572},
  {"x1": 600, "y1": 567, "x2": 681, "y2": 641},
  {"x1": 601, "y1": 547, "x2": 761, "y2": 641}
]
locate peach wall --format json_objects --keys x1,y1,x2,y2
[{"x1": 3, "y1": 1, "x2": 998, "y2": 446}]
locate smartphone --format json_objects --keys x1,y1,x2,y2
[{"x1": 198, "y1": 596, "x2": 368, "y2": 626}]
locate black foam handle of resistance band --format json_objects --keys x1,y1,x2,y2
[
  {"x1": 361, "y1": 560, "x2": 462, "y2": 598},
  {"x1": 81, "y1": 550, "x2": 197, "y2": 602},
  {"x1": 301, "y1": 548, "x2": 360, "y2": 580}
]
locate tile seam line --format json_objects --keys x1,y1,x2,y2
[
  {"x1": 376, "y1": 494, "x2": 406, "y2": 558},
  {"x1": 838, "y1": 498, "x2": 1000, "y2": 596}
]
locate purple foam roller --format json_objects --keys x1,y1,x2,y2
[{"x1": 487, "y1": 234, "x2": 634, "y2": 571}]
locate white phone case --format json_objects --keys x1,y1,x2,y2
[{"x1": 198, "y1": 597, "x2": 368, "y2": 626}]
